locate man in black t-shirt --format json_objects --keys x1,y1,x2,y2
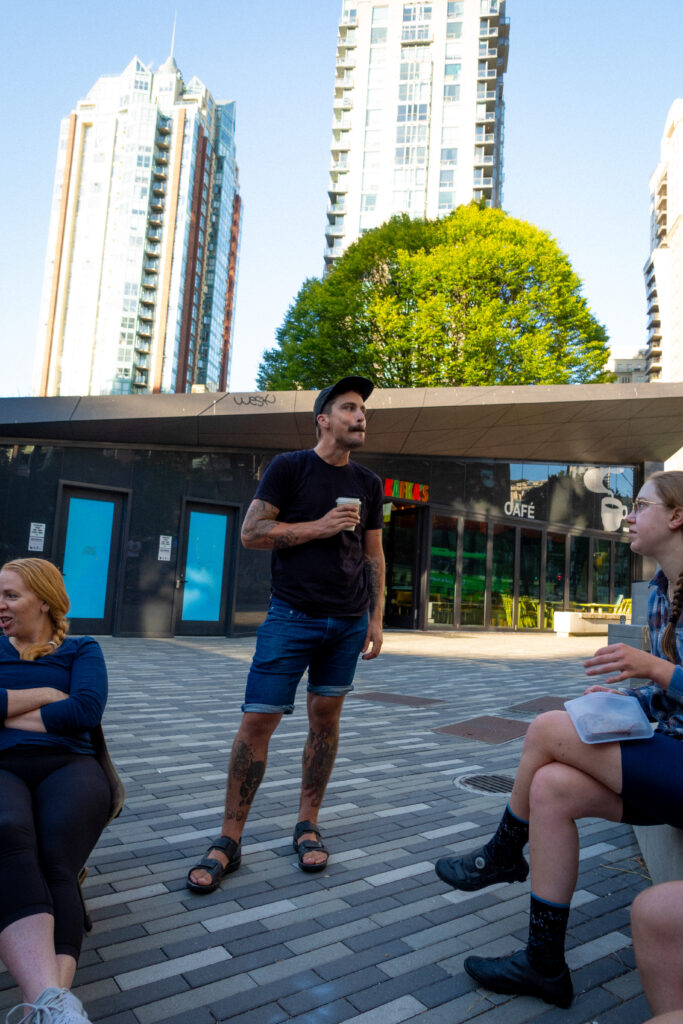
[{"x1": 188, "y1": 376, "x2": 385, "y2": 892}]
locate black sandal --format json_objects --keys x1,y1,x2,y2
[
  {"x1": 293, "y1": 820, "x2": 329, "y2": 873},
  {"x1": 186, "y1": 835, "x2": 241, "y2": 894}
]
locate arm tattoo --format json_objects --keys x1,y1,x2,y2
[
  {"x1": 242, "y1": 499, "x2": 299, "y2": 549},
  {"x1": 365, "y1": 555, "x2": 382, "y2": 613}
]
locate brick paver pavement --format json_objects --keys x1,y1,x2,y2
[{"x1": 0, "y1": 631, "x2": 654, "y2": 1023}]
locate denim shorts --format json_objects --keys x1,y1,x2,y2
[
  {"x1": 620, "y1": 730, "x2": 683, "y2": 829},
  {"x1": 242, "y1": 597, "x2": 368, "y2": 714}
]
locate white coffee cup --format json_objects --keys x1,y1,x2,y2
[{"x1": 336, "y1": 496, "x2": 361, "y2": 531}]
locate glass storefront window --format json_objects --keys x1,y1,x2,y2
[
  {"x1": 385, "y1": 507, "x2": 418, "y2": 627},
  {"x1": 545, "y1": 532, "x2": 566, "y2": 629},
  {"x1": 593, "y1": 538, "x2": 611, "y2": 605},
  {"x1": 461, "y1": 520, "x2": 487, "y2": 626},
  {"x1": 519, "y1": 528, "x2": 541, "y2": 629},
  {"x1": 491, "y1": 523, "x2": 514, "y2": 627},
  {"x1": 569, "y1": 535, "x2": 589, "y2": 608},
  {"x1": 614, "y1": 541, "x2": 631, "y2": 600},
  {"x1": 429, "y1": 514, "x2": 457, "y2": 625}
]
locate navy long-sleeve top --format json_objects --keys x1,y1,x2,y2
[{"x1": 0, "y1": 635, "x2": 108, "y2": 755}]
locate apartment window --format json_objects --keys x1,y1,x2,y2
[
  {"x1": 447, "y1": 21, "x2": 463, "y2": 39},
  {"x1": 364, "y1": 130, "x2": 381, "y2": 149},
  {"x1": 443, "y1": 84, "x2": 461, "y2": 103},
  {"x1": 368, "y1": 67, "x2": 385, "y2": 87},
  {"x1": 398, "y1": 81, "x2": 431, "y2": 102},
  {"x1": 397, "y1": 103, "x2": 428, "y2": 122},
  {"x1": 440, "y1": 169, "x2": 455, "y2": 189},
  {"x1": 441, "y1": 147, "x2": 458, "y2": 164},
  {"x1": 395, "y1": 145, "x2": 427, "y2": 165},
  {"x1": 439, "y1": 191, "x2": 455, "y2": 210},
  {"x1": 397, "y1": 124, "x2": 428, "y2": 144},
  {"x1": 361, "y1": 194, "x2": 377, "y2": 211},
  {"x1": 445, "y1": 62, "x2": 461, "y2": 79},
  {"x1": 371, "y1": 26, "x2": 387, "y2": 43},
  {"x1": 372, "y1": 5, "x2": 388, "y2": 21},
  {"x1": 448, "y1": 1, "x2": 464, "y2": 14},
  {"x1": 366, "y1": 109, "x2": 382, "y2": 127}
]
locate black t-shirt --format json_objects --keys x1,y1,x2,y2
[{"x1": 253, "y1": 449, "x2": 384, "y2": 617}]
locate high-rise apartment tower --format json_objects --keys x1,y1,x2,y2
[
  {"x1": 36, "y1": 56, "x2": 241, "y2": 396},
  {"x1": 324, "y1": 0, "x2": 508, "y2": 270},
  {"x1": 644, "y1": 99, "x2": 683, "y2": 383}
]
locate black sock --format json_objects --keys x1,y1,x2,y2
[
  {"x1": 484, "y1": 804, "x2": 529, "y2": 867},
  {"x1": 526, "y1": 892, "x2": 570, "y2": 976}
]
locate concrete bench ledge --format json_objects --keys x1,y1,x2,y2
[
  {"x1": 634, "y1": 825, "x2": 683, "y2": 884},
  {"x1": 554, "y1": 611, "x2": 610, "y2": 636}
]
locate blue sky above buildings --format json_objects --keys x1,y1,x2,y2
[{"x1": 1, "y1": 0, "x2": 682, "y2": 395}]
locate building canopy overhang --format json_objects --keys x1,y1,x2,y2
[{"x1": 1, "y1": 382, "x2": 682, "y2": 465}]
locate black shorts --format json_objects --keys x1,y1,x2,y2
[{"x1": 620, "y1": 730, "x2": 683, "y2": 828}]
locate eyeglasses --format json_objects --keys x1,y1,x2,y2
[{"x1": 630, "y1": 498, "x2": 667, "y2": 515}]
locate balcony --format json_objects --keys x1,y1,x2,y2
[
  {"x1": 139, "y1": 288, "x2": 156, "y2": 305},
  {"x1": 324, "y1": 242, "x2": 344, "y2": 260},
  {"x1": 475, "y1": 109, "x2": 497, "y2": 123},
  {"x1": 157, "y1": 121, "x2": 171, "y2": 135},
  {"x1": 156, "y1": 137, "x2": 170, "y2": 150},
  {"x1": 134, "y1": 354, "x2": 151, "y2": 369},
  {"x1": 138, "y1": 309, "x2": 154, "y2": 323},
  {"x1": 477, "y1": 67, "x2": 498, "y2": 80},
  {"x1": 473, "y1": 175, "x2": 493, "y2": 188},
  {"x1": 148, "y1": 211, "x2": 163, "y2": 225},
  {"x1": 155, "y1": 153, "x2": 169, "y2": 166},
  {"x1": 136, "y1": 324, "x2": 153, "y2": 338},
  {"x1": 474, "y1": 152, "x2": 494, "y2": 166},
  {"x1": 143, "y1": 259, "x2": 159, "y2": 274},
  {"x1": 326, "y1": 221, "x2": 344, "y2": 237},
  {"x1": 145, "y1": 241, "x2": 161, "y2": 256},
  {"x1": 328, "y1": 201, "x2": 346, "y2": 215},
  {"x1": 153, "y1": 181, "x2": 167, "y2": 196},
  {"x1": 477, "y1": 86, "x2": 497, "y2": 100},
  {"x1": 332, "y1": 116, "x2": 352, "y2": 131},
  {"x1": 336, "y1": 52, "x2": 356, "y2": 69},
  {"x1": 475, "y1": 128, "x2": 495, "y2": 143},
  {"x1": 334, "y1": 95, "x2": 353, "y2": 111}
]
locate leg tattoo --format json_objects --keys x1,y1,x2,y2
[
  {"x1": 301, "y1": 725, "x2": 339, "y2": 810},
  {"x1": 225, "y1": 740, "x2": 265, "y2": 824}
]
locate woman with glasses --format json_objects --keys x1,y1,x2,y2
[{"x1": 435, "y1": 470, "x2": 683, "y2": 1012}]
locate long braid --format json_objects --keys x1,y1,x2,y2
[
  {"x1": 21, "y1": 613, "x2": 69, "y2": 662},
  {"x1": 661, "y1": 569, "x2": 683, "y2": 663}
]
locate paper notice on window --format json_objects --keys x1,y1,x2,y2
[
  {"x1": 158, "y1": 535, "x2": 173, "y2": 561},
  {"x1": 28, "y1": 522, "x2": 46, "y2": 552}
]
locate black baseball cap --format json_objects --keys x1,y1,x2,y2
[{"x1": 313, "y1": 376, "x2": 374, "y2": 423}]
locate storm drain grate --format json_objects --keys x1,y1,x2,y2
[{"x1": 455, "y1": 773, "x2": 515, "y2": 795}]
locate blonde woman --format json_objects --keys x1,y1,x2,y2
[{"x1": 0, "y1": 559, "x2": 110, "y2": 1024}]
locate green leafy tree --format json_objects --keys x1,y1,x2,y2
[{"x1": 257, "y1": 204, "x2": 611, "y2": 390}]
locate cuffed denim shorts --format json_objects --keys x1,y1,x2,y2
[{"x1": 242, "y1": 597, "x2": 368, "y2": 714}]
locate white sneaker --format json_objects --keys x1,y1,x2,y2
[
  {"x1": 27, "y1": 989, "x2": 91, "y2": 1024},
  {"x1": 6, "y1": 1002, "x2": 51, "y2": 1023}
]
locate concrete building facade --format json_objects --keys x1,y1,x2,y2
[
  {"x1": 35, "y1": 56, "x2": 241, "y2": 398},
  {"x1": 325, "y1": 0, "x2": 509, "y2": 270}
]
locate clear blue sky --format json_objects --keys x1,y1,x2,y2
[{"x1": 1, "y1": 0, "x2": 682, "y2": 396}]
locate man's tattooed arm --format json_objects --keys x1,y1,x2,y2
[
  {"x1": 241, "y1": 498, "x2": 358, "y2": 550},
  {"x1": 241, "y1": 499, "x2": 300, "y2": 549}
]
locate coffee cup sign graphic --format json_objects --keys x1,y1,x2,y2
[{"x1": 583, "y1": 468, "x2": 627, "y2": 532}]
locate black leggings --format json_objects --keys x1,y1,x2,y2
[{"x1": 0, "y1": 749, "x2": 110, "y2": 959}]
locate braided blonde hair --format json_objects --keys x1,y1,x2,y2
[
  {"x1": 1, "y1": 558, "x2": 70, "y2": 661},
  {"x1": 648, "y1": 471, "x2": 683, "y2": 662}
]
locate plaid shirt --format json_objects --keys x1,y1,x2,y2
[{"x1": 623, "y1": 569, "x2": 683, "y2": 739}]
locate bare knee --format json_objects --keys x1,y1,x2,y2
[
  {"x1": 529, "y1": 762, "x2": 576, "y2": 816},
  {"x1": 236, "y1": 712, "x2": 281, "y2": 744},
  {"x1": 523, "y1": 710, "x2": 570, "y2": 753},
  {"x1": 307, "y1": 695, "x2": 344, "y2": 732}
]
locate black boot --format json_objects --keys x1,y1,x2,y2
[{"x1": 465, "y1": 949, "x2": 573, "y2": 1008}]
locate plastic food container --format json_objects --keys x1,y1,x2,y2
[{"x1": 564, "y1": 692, "x2": 654, "y2": 744}]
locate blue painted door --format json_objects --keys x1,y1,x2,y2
[{"x1": 175, "y1": 502, "x2": 236, "y2": 635}]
